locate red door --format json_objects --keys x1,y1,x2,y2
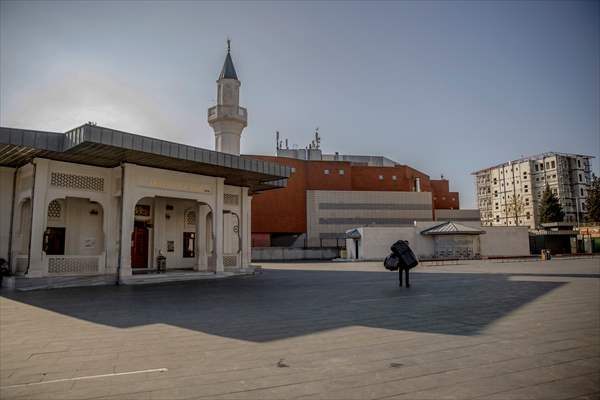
[{"x1": 131, "y1": 227, "x2": 149, "y2": 268}]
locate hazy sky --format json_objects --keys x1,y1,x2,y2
[{"x1": 1, "y1": 0, "x2": 598, "y2": 208}]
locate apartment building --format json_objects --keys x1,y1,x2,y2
[{"x1": 473, "y1": 152, "x2": 594, "y2": 229}]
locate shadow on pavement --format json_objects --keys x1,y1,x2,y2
[{"x1": 0, "y1": 268, "x2": 578, "y2": 342}]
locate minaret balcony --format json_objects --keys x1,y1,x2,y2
[{"x1": 208, "y1": 105, "x2": 247, "y2": 125}]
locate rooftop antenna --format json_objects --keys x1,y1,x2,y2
[
  {"x1": 227, "y1": 37, "x2": 231, "y2": 53},
  {"x1": 315, "y1": 127, "x2": 321, "y2": 150},
  {"x1": 441, "y1": 174, "x2": 445, "y2": 179},
  {"x1": 276, "y1": 131, "x2": 280, "y2": 150},
  {"x1": 285, "y1": 139, "x2": 289, "y2": 149}
]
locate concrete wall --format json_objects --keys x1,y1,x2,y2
[
  {"x1": 435, "y1": 209, "x2": 480, "y2": 221},
  {"x1": 252, "y1": 247, "x2": 338, "y2": 261},
  {"x1": 0, "y1": 167, "x2": 15, "y2": 261},
  {"x1": 307, "y1": 190, "x2": 433, "y2": 247},
  {"x1": 479, "y1": 226, "x2": 530, "y2": 257}
]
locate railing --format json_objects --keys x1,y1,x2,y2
[{"x1": 207, "y1": 105, "x2": 247, "y2": 121}]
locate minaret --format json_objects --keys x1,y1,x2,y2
[{"x1": 208, "y1": 40, "x2": 247, "y2": 155}]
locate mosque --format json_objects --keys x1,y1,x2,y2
[{"x1": 0, "y1": 42, "x2": 290, "y2": 288}]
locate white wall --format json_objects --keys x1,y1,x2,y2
[{"x1": 347, "y1": 222, "x2": 531, "y2": 260}]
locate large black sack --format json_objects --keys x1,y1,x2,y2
[
  {"x1": 390, "y1": 240, "x2": 419, "y2": 270},
  {"x1": 384, "y1": 253, "x2": 400, "y2": 271}
]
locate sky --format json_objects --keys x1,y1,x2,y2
[{"x1": 1, "y1": 0, "x2": 598, "y2": 208}]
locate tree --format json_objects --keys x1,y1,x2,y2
[
  {"x1": 586, "y1": 174, "x2": 600, "y2": 223},
  {"x1": 539, "y1": 184, "x2": 564, "y2": 224},
  {"x1": 506, "y1": 194, "x2": 525, "y2": 226}
]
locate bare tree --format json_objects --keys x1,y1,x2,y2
[{"x1": 506, "y1": 194, "x2": 525, "y2": 226}]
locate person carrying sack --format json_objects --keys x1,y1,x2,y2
[{"x1": 383, "y1": 240, "x2": 418, "y2": 287}]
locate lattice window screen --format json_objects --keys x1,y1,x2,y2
[
  {"x1": 48, "y1": 257, "x2": 99, "y2": 274},
  {"x1": 223, "y1": 255, "x2": 238, "y2": 267},
  {"x1": 50, "y1": 172, "x2": 104, "y2": 192},
  {"x1": 224, "y1": 194, "x2": 239, "y2": 205},
  {"x1": 184, "y1": 209, "x2": 197, "y2": 226},
  {"x1": 47, "y1": 200, "x2": 62, "y2": 219}
]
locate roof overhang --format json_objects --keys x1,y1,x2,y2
[{"x1": 0, "y1": 125, "x2": 290, "y2": 194}]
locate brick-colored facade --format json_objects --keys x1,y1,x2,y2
[{"x1": 249, "y1": 155, "x2": 460, "y2": 236}]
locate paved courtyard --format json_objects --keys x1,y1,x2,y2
[{"x1": 1, "y1": 258, "x2": 599, "y2": 400}]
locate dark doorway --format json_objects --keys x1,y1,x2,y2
[
  {"x1": 354, "y1": 239, "x2": 359, "y2": 259},
  {"x1": 43, "y1": 227, "x2": 66, "y2": 255},
  {"x1": 131, "y1": 223, "x2": 149, "y2": 268}
]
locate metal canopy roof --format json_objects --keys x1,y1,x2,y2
[
  {"x1": 0, "y1": 124, "x2": 289, "y2": 193},
  {"x1": 420, "y1": 221, "x2": 485, "y2": 236}
]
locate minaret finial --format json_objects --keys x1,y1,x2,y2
[{"x1": 227, "y1": 38, "x2": 231, "y2": 53}]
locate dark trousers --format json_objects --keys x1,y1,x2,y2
[{"x1": 398, "y1": 268, "x2": 410, "y2": 288}]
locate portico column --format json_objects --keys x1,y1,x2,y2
[
  {"x1": 195, "y1": 203, "x2": 209, "y2": 271},
  {"x1": 214, "y1": 178, "x2": 225, "y2": 273},
  {"x1": 241, "y1": 188, "x2": 251, "y2": 267},
  {"x1": 27, "y1": 159, "x2": 49, "y2": 277},
  {"x1": 119, "y1": 164, "x2": 134, "y2": 279}
]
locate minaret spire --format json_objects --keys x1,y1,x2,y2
[{"x1": 208, "y1": 40, "x2": 247, "y2": 155}]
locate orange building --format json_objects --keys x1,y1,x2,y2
[{"x1": 248, "y1": 152, "x2": 460, "y2": 247}]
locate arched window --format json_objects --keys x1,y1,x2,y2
[{"x1": 184, "y1": 209, "x2": 196, "y2": 226}]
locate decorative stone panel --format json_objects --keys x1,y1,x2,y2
[
  {"x1": 184, "y1": 209, "x2": 197, "y2": 226},
  {"x1": 47, "y1": 200, "x2": 62, "y2": 219},
  {"x1": 50, "y1": 172, "x2": 104, "y2": 192},
  {"x1": 223, "y1": 255, "x2": 238, "y2": 267},
  {"x1": 224, "y1": 194, "x2": 239, "y2": 206},
  {"x1": 48, "y1": 257, "x2": 99, "y2": 274}
]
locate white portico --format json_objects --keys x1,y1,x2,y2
[{"x1": 0, "y1": 45, "x2": 289, "y2": 288}]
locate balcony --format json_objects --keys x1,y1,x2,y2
[{"x1": 208, "y1": 105, "x2": 247, "y2": 125}]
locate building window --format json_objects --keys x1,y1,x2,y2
[
  {"x1": 540, "y1": 163, "x2": 544, "y2": 170},
  {"x1": 494, "y1": 191, "x2": 498, "y2": 197},
  {"x1": 378, "y1": 175, "x2": 384, "y2": 180},
  {"x1": 324, "y1": 169, "x2": 330, "y2": 175},
  {"x1": 581, "y1": 188, "x2": 584, "y2": 196},
  {"x1": 526, "y1": 212, "x2": 530, "y2": 219},
  {"x1": 546, "y1": 162, "x2": 550, "y2": 169},
  {"x1": 392, "y1": 175, "x2": 397, "y2": 181},
  {"x1": 578, "y1": 159, "x2": 581, "y2": 168},
  {"x1": 579, "y1": 174, "x2": 582, "y2": 182},
  {"x1": 290, "y1": 167, "x2": 296, "y2": 173},
  {"x1": 183, "y1": 232, "x2": 195, "y2": 258},
  {"x1": 339, "y1": 169, "x2": 345, "y2": 175},
  {"x1": 551, "y1": 160, "x2": 555, "y2": 169},
  {"x1": 535, "y1": 165, "x2": 539, "y2": 172}
]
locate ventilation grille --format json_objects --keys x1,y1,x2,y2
[
  {"x1": 48, "y1": 257, "x2": 99, "y2": 274},
  {"x1": 223, "y1": 255, "x2": 238, "y2": 267},
  {"x1": 224, "y1": 194, "x2": 239, "y2": 205},
  {"x1": 47, "y1": 200, "x2": 62, "y2": 219},
  {"x1": 50, "y1": 172, "x2": 104, "y2": 192}
]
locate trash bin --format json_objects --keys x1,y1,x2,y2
[
  {"x1": 541, "y1": 249, "x2": 552, "y2": 261},
  {"x1": 156, "y1": 253, "x2": 167, "y2": 273}
]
